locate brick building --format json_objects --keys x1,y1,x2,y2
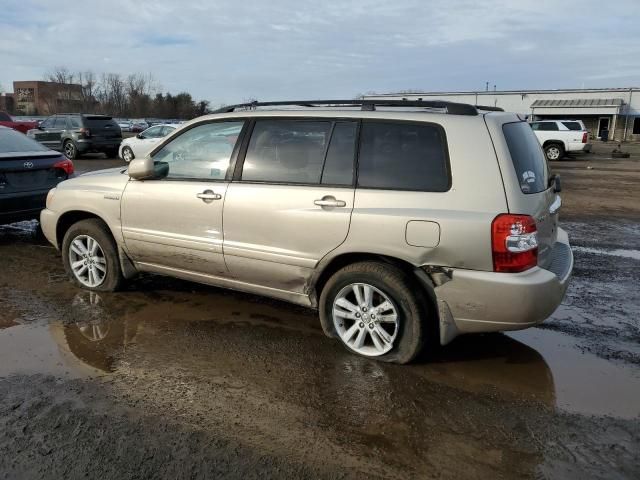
[
  {"x1": 12, "y1": 80, "x2": 83, "y2": 116},
  {"x1": 365, "y1": 87, "x2": 640, "y2": 142}
]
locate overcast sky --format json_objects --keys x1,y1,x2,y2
[{"x1": 1, "y1": 0, "x2": 639, "y2": 105}]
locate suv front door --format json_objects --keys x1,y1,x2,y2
[
  {"x1": 121, "y1": 120, "x2": 246, "y2": 277},
  {"x1": 223, "y1": 119, "x2": 357, "y2": 297}
]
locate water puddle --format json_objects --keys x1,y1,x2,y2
[{"x1": 1, "y1": 289, "x2": 638, "y2": 419}]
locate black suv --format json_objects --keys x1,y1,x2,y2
[{"x1": 27, "y1": 114, "x2": 122, "y2": 159}]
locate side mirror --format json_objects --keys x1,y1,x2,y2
[
  {"x1": 128, "y1": 157, "x2": 168, "y2": 180},
  {"x1": 549, "y1": 174, "x2": 562, "y2": 193},
  {"x1": 136, "y1": 133, "x2": 144, "y2": 139}
]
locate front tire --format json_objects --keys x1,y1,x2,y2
[
  {"x1": 319, "y1": 261, "x2": 428, "y2": 364},
  {"x1": 63, "y1": 140, "x2": 79, "y2": 160},
  {"x1": 544, "y1": 143, "x2": 564, "y2": 161},
  {"x1": 62, "y1": 219, "x2": 124, "y2": 292}
]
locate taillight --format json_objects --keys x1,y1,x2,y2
[
  {"x1": 492, "y1": 214, "x2": 538, "y2": 273},
  {"x1": 582, "y1": 132, "x2": 588, "y2": 143},
  {"x1": 79, "y1": 127, "x2": 91, "y2": 138},
  {"x1": 53, "y1": 158, "x2": 74, "y2": 176}
]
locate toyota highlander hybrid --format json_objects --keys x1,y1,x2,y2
[{"x1": 39, "y1": 99, "x2": 573, "y2": 363}]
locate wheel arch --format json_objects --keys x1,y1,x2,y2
[
  {"x1": 311, "y1": 252, "x2": 439, "y2": 338},
  {"x1": 56, "y1": 210, "x2": 107, "y2": 248},
  {"x1": 56, "y1": 210, "x2": 138, "y2": 280},
  {"x1": 542, "y1": 139, "x2": 565, "y2": 149}
]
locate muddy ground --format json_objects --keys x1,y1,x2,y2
[{"x1": 0, "y1": 154, "x2": 639, "y2": 479}]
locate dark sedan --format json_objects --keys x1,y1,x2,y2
[{"x1": 0, "y1": 126, "x2": 74, "y2": 224}]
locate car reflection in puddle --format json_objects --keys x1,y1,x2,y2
[{"x1": 53, "y1": 290, "x2": 557, "y2": 407}]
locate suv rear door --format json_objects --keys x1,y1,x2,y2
[{"x1": 222, "y1": 118, "x2": 357, "y2": 295}]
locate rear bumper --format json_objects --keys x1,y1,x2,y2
[
  {"x1": 566, "y1": 141, "x2": 592, "y2": 153},
  {"x1": 434, "y1": 228, "x2": 573, "y2": 344},
  {"x1": 76, "y1": 139, "x2": 121, "y2": 153},
  {"x1": 0, "y1": 190, "x2": 48, "y2": 225}
]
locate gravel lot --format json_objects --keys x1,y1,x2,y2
[{"x1": 0, "y1": 152, "x2": 638, "y2": 479}]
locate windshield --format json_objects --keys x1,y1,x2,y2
[
  {"x1": 0, "y1": 128, "x2": 49, "y2": 153},
  {"x1": 503, "y1": 121, "x2": 549, "y2": 194}
]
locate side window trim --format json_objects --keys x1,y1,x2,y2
[
  {"x1": 355, "y1": 119, "x2": 451, "y2": 193},
  {"x1": 146, "y1": 119, "x2": 249, "y2": 183},
  {"x1": 232, "y1": 116, "x2": 359, "y2": 187}
]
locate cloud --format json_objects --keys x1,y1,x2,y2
[{"x1": 1, "y1": 0, "x2": 639, "y2": 104}]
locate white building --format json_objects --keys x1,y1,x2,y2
[{"x1": 365, "y1": 88, "x2": 640, "y2": 142}]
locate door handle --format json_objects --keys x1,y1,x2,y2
[
  {"x1": 197, "y1": 190, "x2": 222, "y2": 203},
  {"x1": 314, "y1": 196, "x2": 346, "y2": 208}
]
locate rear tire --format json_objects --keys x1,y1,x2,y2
[
  {"x1": 62, "y1": 219, "x2": 124, "y2": 292},
  {"x1": 544, "y1": 143, "x2": 564, "y2": 161},
  {"x1": 63, "y1": 140, "x2": 79, "y2": 160},
  {"x1": 319, "y1": 261, "x2": 428, "y2": 364},
  {"x1": 121, "y1": 146, "x2": 134, "y2": 162}
]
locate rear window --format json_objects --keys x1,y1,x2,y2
[
  {"x1": 0, "y1": 128, "x2": 49, "y2": 153},
  {"x1": 84, "y1": 117, "x2": 118, "y2": 129},
  {"x1": 503, "y1": 122, "x2": 548, "y2": 194},
  {"x1": 562, "y1": 121, "x2": 582, "y2": 131},
  {"x1": 357, "y1": 121, "x2": 449, "y2": 191}
]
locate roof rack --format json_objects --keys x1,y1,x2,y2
[
  {"x1": 212, "y1": 99, "x2": 480, "y2": 116},
  {"x1": 475, "y1": 105, "x2": 504, "y2": 112}
]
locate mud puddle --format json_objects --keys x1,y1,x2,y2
[{"x1": 1, "y1": 286, "x2": 638, "y2": 420}]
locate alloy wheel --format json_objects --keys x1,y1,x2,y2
[
  {"x1": 332, "y1": 283, "x2": 399, "y2": 356},
  {"x1": 68, "y1": 235, "x2": 107, "y2": 288}
]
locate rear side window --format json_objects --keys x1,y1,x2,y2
[
  {"x1": 70, "y1": 117, "x2": 81, "y2": 128},
  {"x1": 357, "y1": 121, "x2": 449, "y2": 191},
  {"x1": 562, "y1": 121, "x2": 582, "y2": 131},
  {"x1": 321, "y1": 122, "x2": 357, "y2": 185},
  {"x1": 503, "y1": 122, "x2": 548, "y2": 194},
  {"x1": 84, "y1": 117, "x2": 118, "y2": 130},
  {"x1": 0, "y1": 128, "x2": 49, "y2": 152},
  {"x1": 536, "y1": 122, "x2": 559, "y2": 131},
  {"x1": 242, "y1": 120, "x2": 332, "y2": 184}
]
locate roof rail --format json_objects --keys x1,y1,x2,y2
[
  {"x1": 212, "y1": 99, "x2": 479, "y2": 116},
  {"x1": 475, "y1": 105, "x2": 504, "y2": 112}
]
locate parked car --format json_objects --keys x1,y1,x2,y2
[
  {"x1": 530, "y1": 120, "x2": 591, "y2": 160},
  {"x1": 27, "y1": 114, "x2": 122, "y2": 160},
  {"x1": 0, "y1": 111, "x2": 38, "y2": 134},
  {"x1": 40, "y1": 99, "x2": 573, "y2": 364},
  {"x1": 119, "y1": 124, "x2": 180, "y2": 162},
  {"x1": 130, "y1": 120, "x2": 149, "y2": 133},
  {"x1": 0, "y1": 126, "x2": 73, "y2": 224},
  {"x1": 117, "y1": 120, "x2": 133, "y2": 132}
]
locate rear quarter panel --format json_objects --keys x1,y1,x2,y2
[{"x1": 333, "y1": 113, "x2": 509, "y2": 272}]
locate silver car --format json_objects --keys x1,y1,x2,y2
[{"x1": 40, "y1": 100, "x2": 573, "y2": 363}]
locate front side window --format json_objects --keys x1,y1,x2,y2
[
  {"x1": 357, "y1": 121, "x2": 449, "y2": 191},
  {"x1": 160, "y1": 126, "x2": 176, "y2": 137},
  {"x1": 503, "y1": 121, "x2": 548, "y2": 194},
  {"x1": 53, "y1": 116, "x2": 68, "y2": 129},
  {"x1": 40, "y1": 117, "x2": 55, "y2": 129},
  {"x1": 142, "y1": 126, "x2": 164, "y2": 138},
  {"x1": 152, "y1": 121, "x2": 244, "y2": 180},
  {"x1": 242, "y1": 120, "x2": 332, "y2": 184}
]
